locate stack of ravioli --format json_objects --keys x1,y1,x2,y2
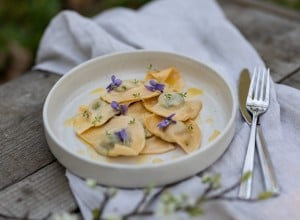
[{"x1": 73, "y1": 67, "x2": 202, "y2": 157}]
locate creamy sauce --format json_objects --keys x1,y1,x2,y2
[
  {"x1": 187, "y1": 88, "x2": 203, "y2": 97},
  {"x1": 133, "y1": 155, "x2": 150, "y2": 164},
  {"x1": 171, "y1": 155, "x2": 182, "y2": 160},
  {"x1": 208, "y1": 130, "x2": 220, "y2": 142},
  {"x1": 205, "y1": 118, "x2": 214, "y2": 124},
  {"x1": 77, "y1": 137, "x2": 107, "y2": 161},
  {"x1": 87, "y1": 146, "x2": 107, "y2": 161},
  {"x1": 152, "y1": 158, "x2": 163, "y2": 164},
  {"x1": 90, "y1": 87, "x2": 104, "y2": 95},
  {"x1": 106, "y1": 155, "x2": 150, "y2": 164},
  {"x1": 64, "y1": 117, "x2": 75, "y2": 127},
  {"x1": 76, "y1": 149, "x2": 86, "y2": 155}
]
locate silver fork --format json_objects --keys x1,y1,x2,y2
[{"x1": 238, "y1": 67, "x2": 270, "y2": 199}]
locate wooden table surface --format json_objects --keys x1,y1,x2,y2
[{"x1": 0, "y1": 0, "x2": 299, "y2": 219}]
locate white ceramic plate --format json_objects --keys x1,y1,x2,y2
[{"x1": 43, "y1": 51, "x2": 237, "y2": 188}]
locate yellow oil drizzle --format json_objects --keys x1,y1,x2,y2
[
  {"x1": 187, "y1": 87, "x2": 203, "y2": 97},
  {"x1": 76, "y1": 137, "x2": 107, "y2": 161},
  {"x1": 86, "y1": 146, "x2": 107, "y2": 161},
  {"x1": 106, "y1": 155, "x2": 150, "y2": 164},
  {"x1": 90, "y1": 87, "x2": 104, "y2": 95},
  {"x1": 208, "y1": 130, "x2": 221, "y2": 142},
  {"x1": 166, "y1": 75, "x2": 177, "y2": 87},
  {"x1": 205, "y1": 118, "x2": 214, "y2": 124},
  {"x1": 171, "y1": 155, "x2": 182, "y2": 160},
  {"x1": 76, "y1": 149, "x2": 86, "y2": 155},
  {"x1": 135, "y1": 155, "x2": 150, "y2": 164},
  {"x1": 152, "y1": 158, "x2": 163, "y2": 164},
  {"x1": 64, "y1": 117, "x2": 75, "y2": 127}
]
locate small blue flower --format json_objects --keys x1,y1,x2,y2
[
  {"x1": 115, "y1": 128, "x2": 128, "y2": 144},
  {"x1": 111, "y1": 101, "x2": 128, "y2": 115},
  {"x1": 145, "y1": 80, "x2": 165, "y2": 93},
  {"x1": 157, "y1": 113, "x2": 176, "y2": 129},
  {"x1": 106, "y1": 75, "x2": 122, "y2": 92}
]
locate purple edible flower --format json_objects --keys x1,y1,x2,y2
[
  {"x1": 115, "y1": 128, "x2": 128, "y2": 144},
  {"x1": 106, "y1": 75, "x2": 122, "y2": 92},
  {"x1": 111, "y1": 101, "x2": 128, "y2": 115},
  {"x1": 145, "y1": 80, "x2": 164, "y2": 93},
  {"x1": 157, "y1": 113, "x2": 176, "y2": 129}
]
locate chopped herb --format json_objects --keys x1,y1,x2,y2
[
  {"x1": 92, "y1": 115, "x2": 102, "y2": 125},
  {"x1": 164, "y1": 93, "x2": 172, "y2": 100},
  {"x1": 105, "y1": 130, "x2": 112, "y2": 136},
  {"x1": 106, "y1": 75, "x2": 122, "y2": 92},
  {"x1": 121, "y1": 85, "x2": 127, "y2": 91},
  {"x1": 82, "y1": 110, "x2": 90, "y2": 119},
  {"x1": 92, "y1": 101, "x2": 101, "y2": 110},
  {"x1": 133, "y1": 79, "x2": 138, "y2": 84},
  {"x1": 145, "y1": 80, "x2": 165, "y2": 93},
  {"x1": 147, "y1": 64, "x2": 159, "y2": 72},
  {"x1": 187, "y1": 124, "x2": 193, "y2": 131},
  {"x1": 129, "y1": 118, "x2": 136, "y2": 125},
  {"x1": 180, "y1": 92, "x2": 188, "y2": 98},
  {"x1": 111, "y1": 101, "x2": 128, "y2": 115},
  {"x1": 132, "y1": 93, "x2": 141, "y2": 98},
  {"x1": 147, "y1": 64, "x2": 153, "y2": 71},
  {"x1": 157, "y1": 113, "x2": 176, "y2": 129}
]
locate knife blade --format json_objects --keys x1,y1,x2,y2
[{"x1": 239, "y1": 69, "x2": 280, "y2": 195}]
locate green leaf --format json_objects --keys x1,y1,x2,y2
[
  {"x1": 257, "y1": 191, "x2": 273, "y2": 200},
  {"x1": 86, "y1": 178, "x2": 97, "y2": 188},
  {"x1": 108, "y1": 188, "x2": 118, "y2": 197},
  {"x1": 186, "y1": 206, "x2": 204, "y2": 217},
  {"x1": 241, "y1": 171, "x2": 252, "y2": 182},
  {"x1": 144, "y1": 184, "x2": 153, "y2": 195},
  {"x1": 201, "y1": 173, "x2": 221, "y2": 189},
  {"x1": 92, "y1": 208, "x2": 101, "y2": 220}
]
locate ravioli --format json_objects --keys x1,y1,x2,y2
[
  {"x1": 143, "y1": 92, "x2": 202, "y2": 121},
  {"x1": 79, "y1": 116, "x2": 145, "y2": 157},
  {"x1": 102, "y1": 79, "x2": 160, "y2": 103},
  {"x1": 127, "y1": 101, "x2": 152, "y2": 123},
  {"x1": 127, "y1": 101, "x2": 153, "y2": 138},
  {"x1": 73, "y1": 98, "x2": 116, "y2": 134},
  {"x1": 144, "y1": 114, "x2": 201, "y2": 153},
  {"x1": 141, "y1": 136, "x2": 176, "y2": 154},
  {"x1": 71, "y1": 67, "x2": 203, "y2": 157},
  {"x1": 145, "y1": 67, "x2": 184, "y2": 92}
]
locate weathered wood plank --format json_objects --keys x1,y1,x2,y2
[
  {"x1": 0, "y1": 71, "x2": 59, "y2": 129},
  {"x1": 280, "y1": 70, "x2": 300, "y2": 89},
  {"x1": 0, "y1": 71, "x2": 60, "y2": 189},
  {"x1": 220, "y1": 0, "x2": 300, "y2": 83},
  {"x1": 0, "y1": 162, "x2": 76, "y2": 219},
  {"x1": 0, "y1": 108, "x2": 54, "y2": 190},
  {"x1": 230, "y1": 0, "x2": 300, "y2": 22}
]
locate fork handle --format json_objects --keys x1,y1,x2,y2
[
  {"x1": 239, "y1": 112, "x2": 258, "y2": 199},
  {"x1": 256, "y1": 125, "x2": 280, "y2": 195}
]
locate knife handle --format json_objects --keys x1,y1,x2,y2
[{"x1": 256, "y1": 125, "x2": 280, "y2": 195}]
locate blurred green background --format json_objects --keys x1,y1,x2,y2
[{"x1": 0, "y1": 0, "x2": 299, "y2": 84}]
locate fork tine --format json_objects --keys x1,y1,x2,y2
[
  {"x1": 265, "y1": 68, "x2": 270, "y2": 104},
  {"x1": 254, "y1": 67, "x2": 261, "y2": 100},
  {"x1": 248, "y1": 67, "x2": 257, "y2": 99},
  {"x1": 259, "y1": 68, "x2": 266, "y2": 101}
]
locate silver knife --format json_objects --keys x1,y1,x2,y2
[{"x1": 239, "y1": 69, "x2": 280, "y2": 195}]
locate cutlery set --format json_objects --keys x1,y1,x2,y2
[{"x1": 238, "y1": 68, "x2": 280, "y2": 199}]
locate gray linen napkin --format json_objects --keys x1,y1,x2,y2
[{"x1": 35, "y1": 0, "x2": 300, "y2": 219}]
